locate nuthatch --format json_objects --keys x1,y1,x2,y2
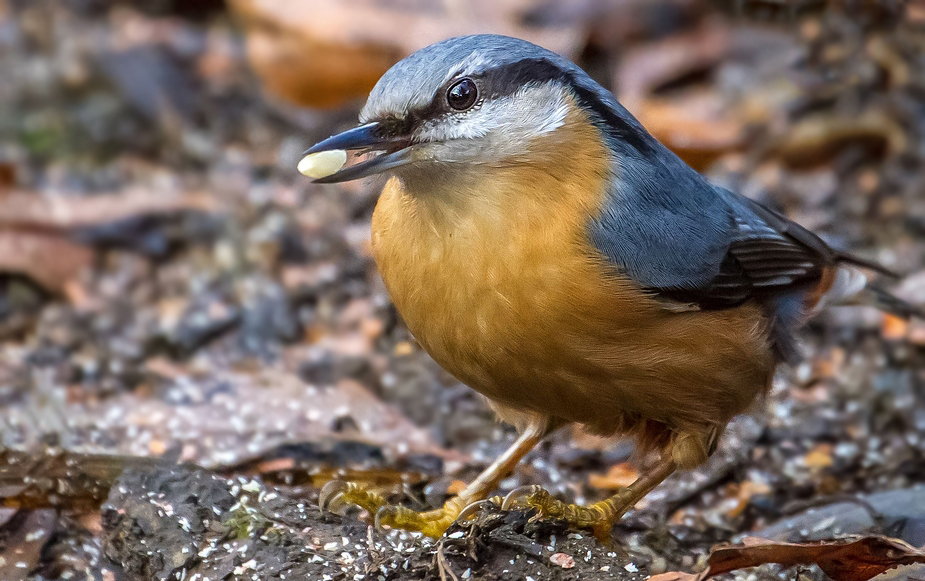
[{"x1": 305, "y1": 35, "x2": 921, "y2": 539}]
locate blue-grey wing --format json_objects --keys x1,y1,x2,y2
[
  {"x1": 590, "y1": 155, "x2": 832, "y2": 305},
  {"x1": 589, "y1": 154, "x2": 835, "y2": 359}
]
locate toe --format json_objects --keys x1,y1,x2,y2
[
  {"x1": 374, "y1": 505, "x2": 399, "y2": 531},
  {"x1": 501, "y1": 485, "x2": 544, "y2": 510},
  {"x1": 455, "y1": 498, "x2": 494, "y2": 524},
  {"x1": 318, "y1": 480, "x2": 348, "y2": 513}
]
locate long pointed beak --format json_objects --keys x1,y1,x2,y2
[{"x1": 304, "y1": 122, "x2": 413, "y2": 184}]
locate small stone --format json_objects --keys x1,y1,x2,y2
[{"x1": 550, "y1": 553, "x2": 575, "y2": 569}]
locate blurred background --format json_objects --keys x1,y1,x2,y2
[{"x1": 1, "y1": 1, "x2": 924, "y2": 579}]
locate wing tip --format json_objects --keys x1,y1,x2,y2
[{"x1": 835, "y1": 251, "x2": 901, "y2": 278}]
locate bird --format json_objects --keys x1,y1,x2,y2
[{"x1": 302, "y1": 34, "x2": 922, "y2": 540}]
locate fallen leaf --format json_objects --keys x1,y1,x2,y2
[
  {"x1": 229, "y1": 0, "x2": 582, "y2": 108},
  {"x1": 773, "y1": 110, "x2": 907, "y2": 168},
  {"x1": 617, "y1": 23, "x2": 731, "y2": 101},
  {"x1": 631, "y1": 95, "x2": 745, "y2": 170},
  {"x1": 0, "y1": 231, "x2": 93, "y2": 294},
  {"x1": 588, "y1": 462, "x2": 639, "y2": 491},
  {"x1": 0, "y1": 162, "x2": 15, "y2": 190},
  {"x1": 700, "y1": 536, "x2": 925, "y2": 581},
  {"x1": 0, "y1": 189, "x2": 215, "y2": 230},
  {"x1": 647, "y1": 573, "x2": 698, "y2": 581}
]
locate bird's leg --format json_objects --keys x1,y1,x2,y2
[
  {"x1": 503, "y1": 457, "x2": 678, "y2": 542},
  {"x1": 319, "y1": 421, "x2": 548, "y2": 538}
]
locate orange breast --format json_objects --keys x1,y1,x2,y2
[{"x1": 370, "y1": 108, "x2": 775, "y2": 443}]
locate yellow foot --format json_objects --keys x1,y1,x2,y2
[
  {"x1": 318, "y1": 481, "x2": 479, "y2": 538},
  {"x1": 502, "y1": 485, "x2": 633, "y2": 542}
]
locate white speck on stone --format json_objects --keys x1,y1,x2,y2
[
  {"x1": 448, "y1": 531, "x2": 465, "y2": 539},
  {"x1": 624, "y1": 563, "x2": 638, "y2": 572}
]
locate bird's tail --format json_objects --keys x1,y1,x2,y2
[
  {"x1": 820, "y1": 259, "x2": 924, "y2": 320},
  {"x1": 855, "y1": 284, "x2": 925, "y2": 320}
]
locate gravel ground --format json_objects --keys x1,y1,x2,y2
[{"x1": 0, "y1": 1, "x2": 923, "y2": 580}]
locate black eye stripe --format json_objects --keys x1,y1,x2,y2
[{"x1": 389, "y1": 57, "x2": 653, "y2": 155}]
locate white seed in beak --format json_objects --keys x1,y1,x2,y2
[{"x1": 297, "y1": 149, "x2": 347, "y2": 179}]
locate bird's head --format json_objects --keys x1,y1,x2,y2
[{"x1": 303, "y1": 34, "x2": 653, "y2": 186}]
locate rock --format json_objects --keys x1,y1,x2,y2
[{"x1": 753, "y1": 485, "x2": 925, "y2": 547}]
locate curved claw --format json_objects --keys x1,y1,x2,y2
[
  {"x1": 374, "y1": 505, "x2": 399, "y2": 530},
  {"x1": 502, "y1": 485, "x2": 543, "y2": 510},
  {"x1": 455, "y1": 499, "x2": 493, "y2": 524},
  {"x1": 319, "y1": 480, "x2": 349, "y2": 513}
]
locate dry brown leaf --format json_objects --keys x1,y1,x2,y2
[
  {"x1": 617, "y1": 23, "x2": 731, "y2": 101},
  {"x1": 631, "y1": 95, "x2": 745, "y2": 170},
  {"x1": 612, "y1": 21, "x2": 743, "y2": 170},
  {"x1": 0, "y1": 162, "x2": 15, "y2": 190},
  {"x1": 701, "y1": 536, "x2": 925, "y2": 581},
  {"x1": 908, "y1": 0, "x2": 925, "y2": 22},
  {"x1": 0, "y1": 231, "x2": 93, "y2": 294},
  {"x1": 229, "y1": 0, "x2": 582, "y2": 108},
  {"x1": 774, "y1": 111, "x2": 907, "y2": 168},
  {"x1": 588, "y1": 462, "x2": 639, "y2": 491},
  {"x1": 0, "y1": 189, "x2": 215, "y2": 230},
  {"x1": 647, "y1": 573, "x2": 698, "y2": 581}
]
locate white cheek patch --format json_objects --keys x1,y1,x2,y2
[{"x1": 414, "y1": 82, "x2": 570, "y2": 145}]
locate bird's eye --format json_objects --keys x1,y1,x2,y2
[{"x1": 446, "y1": 78, "x2": 478, "y2": 111}]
